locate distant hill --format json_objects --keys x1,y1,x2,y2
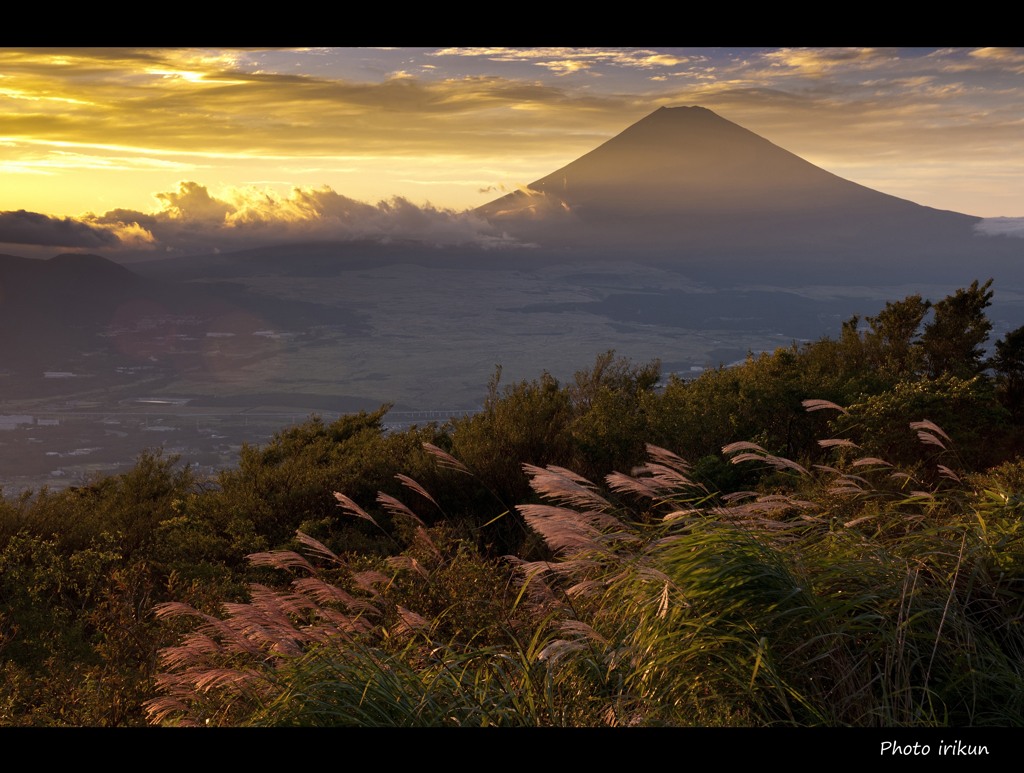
[
  {"x1": 0, "y1": 252, "x2": 146, "y2": 371},
  {"x1": 0, "y1": 252, "x2": 354, "y2": 384},
  {"x1": 476, "y1": 106, "x2": 1021, "y2": 283}
]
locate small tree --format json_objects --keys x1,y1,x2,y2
[
  {"x1": 863, "y1": 294, "x2": 930, "y2": 377},
  {"x1": 921, "y1": 279, "x2": 994, "y2": 379},
  {"x1": 568, "y1": 351, "x2": 661, "y2": 479},
  {"x1": 990, "y1": 325, "x2": 1024, "y2": 420}
]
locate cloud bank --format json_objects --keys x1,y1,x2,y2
[
  {"x1": 5, "y1": 180, "x2": 1021, "y2": 261},
  {"x1": 0, "y1": 182, "x2": 515, "y2": 257},
  {"x1": 0, "y1": 210, "x2": 121, "y2": 247},
  {"x1": 976, "y1": 217, "x2": 1024, "y2": 238}
]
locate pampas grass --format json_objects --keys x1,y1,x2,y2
[{"x1": 148, "y1": 414, "x2": 1024, "y2": 726}]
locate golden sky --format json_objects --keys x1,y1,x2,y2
[{"x1": 2, "y1": 47, "x2": 1023, "y2": 256}]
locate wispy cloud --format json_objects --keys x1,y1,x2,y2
[
  {"x1": 0, "y1": 146, "x2": 194, "y2": 175},
  {"x1": 760, "y1": 47, "x2": 899, "y2": 76},
  {"x1": 968, "y1": 47, "x2": 1024, "y2": 70},
  {"x1": 0, "y1": 48, "x2": 636, "y2": 158},
  {"x1": 431, "y1": 47, "x2": 695, "y2": 74}
]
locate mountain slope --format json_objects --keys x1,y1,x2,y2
[{"x1": 477, "y1": 106, "x2": 1014, "y2": 280}]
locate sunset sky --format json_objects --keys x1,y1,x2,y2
[{"x1": 3, "y1": 47, "x2": 1024, "y2": 257}]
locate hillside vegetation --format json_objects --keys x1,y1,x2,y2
[{"x1": 2, "y1": 279, "x2": 1022, "y2": 726}]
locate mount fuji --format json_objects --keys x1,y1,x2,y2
[{"x1": 477, "y1": 106, "x2": 1018, "y2": 283}]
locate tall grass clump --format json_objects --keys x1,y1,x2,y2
[
  {"x1": 145, "y1": 496, "x2": 574, "y2": 726},
  {"x1": 147, "y1": 408, "x2": 1024, "y2": 726},
  {"x1": 511, "y1": 405, "x2": 1024, "y2": 725}
]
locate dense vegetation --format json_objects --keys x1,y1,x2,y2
[{"x1": 2, "y1": 279, "x2": 1023, "y2": 726}]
